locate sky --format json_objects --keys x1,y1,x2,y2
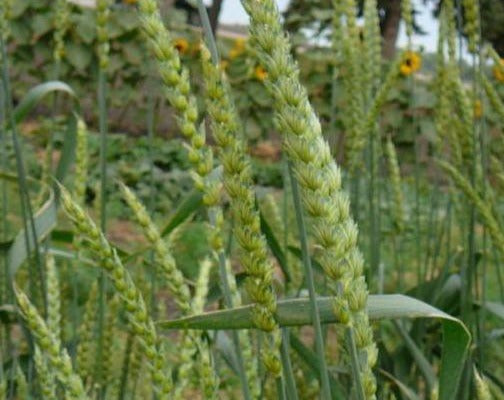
[{"x1": 204, "y1": 0, "x2": 440, "y2": 53}]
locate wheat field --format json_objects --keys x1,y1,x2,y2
[{"x1": 1, "y1": 0, "x2": 504, "y2": 399}]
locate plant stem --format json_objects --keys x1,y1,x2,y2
[
  {"x1": 282, "y1": 158, "x2": 290, "y2": 289},
  {"x1": 423, "y1": 183, "x2": 440, "y2": 282},
  {"x1": 346, "y1": 327, "x2": 366, "y2": 400},
  {"x1": 197, "y1": 0, "x2": 219, "y2": 64},
  {"x1": 0, "y1": 34, "x2": 11, "y2": 377},
  {"x1": 118, "y1": 332, "x2": 134, "y2": 400},
  {"x1": 367, "y1": 124, "x2": 380, "y2": 285},
  {"x1": 280, "y1": 328, "x2": 298, "y2": 400},
  {"x1": 462, "y1": 54, "x2": 479, "y2": 326},
  {"x1": 351, "y1": 174, "x2": 360, "y2": 225},
  {"x1": 216, "y1": 249, "x2": 252, "y2": 400},
  {"x1": 0, "y1": 46, "x2": 8, "y2": 305},
  {"x1": 410, "y1": 76, "x2": 422, "y2": 294},
  {"x1": 477, "y1": 228, "x2": 487, "y2": 368},
  {"x1": 475, "y1": 29, "x2": 487, "y2": 371},
  {"x1": 289, "y1": 164, "x2": 331, "y2": 400},
  {"x1": 491, "y1": 247, "x2": 504, "y2": 302},
  {"x1": 276, "y1": 375, "x2": 287, "y2": 400},
  {"x1": 96, "y1": 62, "x2": 108, "y2": 398},
  {"x1": 98, "y1": 69, "x2": 108, "y2": 235},
  {"x1": 329, "y1": 65, "x2": 339, "y2": 153},
  {"x1": 146, "y1": 88, "x2": 157, "y2": 315},
  {"x1": 428, "y1": 194, "x2": 449, "y2": 282}
]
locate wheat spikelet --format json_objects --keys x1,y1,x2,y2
[
  {"x1": 482, "y1": 73, "x2": 504, "y2": 125},
  {"x1": 96, "y1": 0, "x2": 111, "y2": 69},
  {"x1": 119, "y1": 183, "x2": 192, "y2": 314},
  {"x1": 59, "y1": 185, "x2": 172, "y2": 398},
  {"x1": 16, "y1": 364, "x2": 29, "y2": 399},
  {"x1": 462, "y1": 0, "x2": 480, "y2": 53},
  {"x1": 45, "y1": 254, "x2": 61, "y2": 344},
  {"x1": 101, "y1": 295, "x2": 120, "y2": 388},
  {"x1": 74, "y1": 118, "x2": 89, "y2": 206},
  {"x1": 201, "y1": 45, "x2": 281, "y2": 379},
  {"x1": 242, "y1": 0, "x2": 378, "y2": 397},
  {"x1": 0, "y1": 0, "x2": 13, "y2": 41},
  {"x1": 76, "y1": 281, "x2": 98, "y2": 384},
  {"x1": 474, "y1": 368, "x2": 492, "y2": 400},
  {"x1": 52, "y1": 0, "x2": 70, "y2": 62},
  {"x1": 363, "y1": 0, "x2": 381, "y2": 92},
  {"x1": 15, "y1": 287, "x2": 89, "y2": 400},
  {"x1": 34, "y1": 345, "x2": 57, "y2": 400},
  {"x1": 439, "y1": 160, "x2": 504, "y2": 256},
  {"x1": 385, "y1": 138, "x2": 405, "y2": 232}
]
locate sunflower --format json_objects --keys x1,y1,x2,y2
[
  {"x1": 174, "y1": 37, "x2": 189, "y2": 54},
  {"x1": 474, "y1": 99, "x2": 483, "y2": 119},
  {"x1": 229, "y1": 38, "x2": 246, "y2": 59},
  {"x1": 493, "y1": 58, "x2": 504, "y2": 82},
  {"x1": 254, "y1": 65, "x2": 268, "y2": 81},
  {"x1": 400, "y1": 51, "x2": 421, "y2": 76}
]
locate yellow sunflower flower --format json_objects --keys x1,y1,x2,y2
[
  {"x1": 229, "y1": 38, "x2": 246, "y2": 59},
  {"x1": 474, "y1": 99, "x2": 483, "y2": 119},
  {"x1": 493, "y1": 58, "x2": 504, "y2": 82},
  {"x1": 400, "y1": 51, "x2": 422, "y2": 76},
  {"x1": 254, "y1": 65, "x2": 268, "y2": 81},
  {"x1": 174, "y1": 37, "x2": 189, "y2": 54}
]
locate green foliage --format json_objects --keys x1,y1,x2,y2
[{"x1": 480, "y1": 0, "x2": 504, "y2": 55}]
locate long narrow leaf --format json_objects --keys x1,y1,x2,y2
[
  {"x1": 214, "y1": 331, "x2": 240, "y2": 375},
  {"x1": 160, "y1": 167, "x2": 222, "y2": 237},
  {"x1": 5, "y1": 109, "x2": 78, "y2": 276},
  {"x1": 379, "y1": 369, "x2": 421, "y2": 400},
  {"x1": 439, "y1": 319, "x2": 471, "y2": 400},
  {"x1": 394, "y1": 320, "x2": 436, "y2": 391},
  {"x1": 160, "y1": 190, "x2": 202, "y2": 237},
  {"x1": 482, "y1": 301, "x2": 504, "y2": 322},
  {"x1": 13, "y1": 81, "x2": 76, "y2": 123},
  {"x1": 158, "y1": 295, "x2": 463, "y2": 330},
  {"x1": 159, "y1": 294, "x2": 470, "y2": 400},
  {"x1": 7, "y1": 194, "x2": 57, "y2": 276},
  {"x1": 54, "y1": 114, "x2": 78, "y2": 185}
]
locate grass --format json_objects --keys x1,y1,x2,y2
[{"x1": 1, "y1": 0, "x2": 504, "y2": 399}]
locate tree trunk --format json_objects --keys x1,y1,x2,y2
[
  {"x1": 381, "y1": 0, "x2": 401, "y2": 59},
  {"x1": 209, "y1": 0, "x2": 224, "y2": 34}
]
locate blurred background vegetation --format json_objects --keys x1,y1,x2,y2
[{"x1": 7, "y1": 0, "x2": 504, "y2": 270}]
